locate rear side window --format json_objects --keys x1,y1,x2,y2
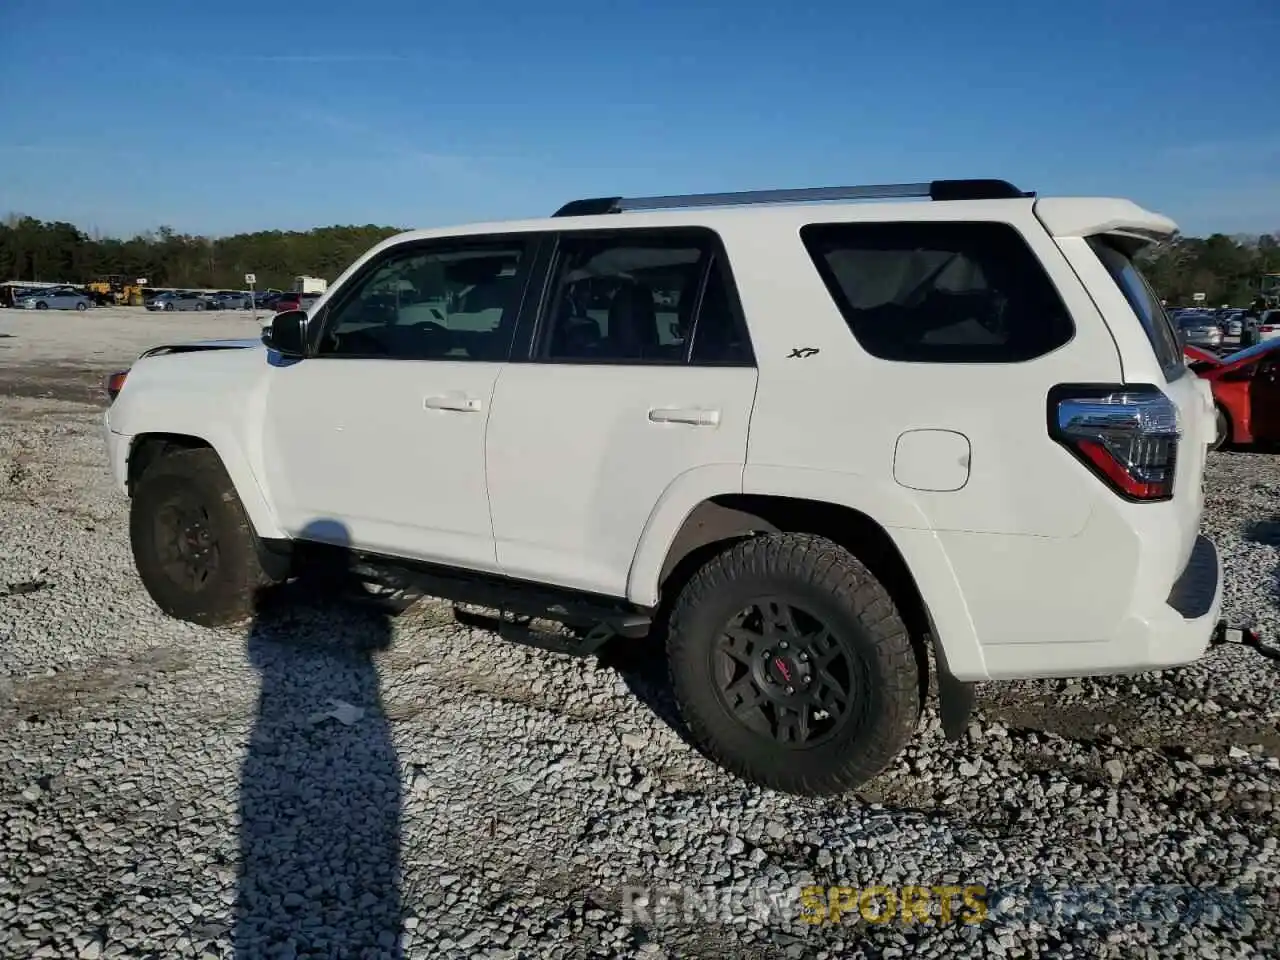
[
  {"x1": 1087, "y1": 237, "x2": 1184, "y2": 379},
  {"x1": 801, "y1": 221, "x2": 1073, "y2": 363}
]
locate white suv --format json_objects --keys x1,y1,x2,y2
[{"x1": 103, "y1": 179, "x2": 1222, "y2": 796}]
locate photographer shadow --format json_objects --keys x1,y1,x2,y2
[{"x1": 234, "y1": 519, "x2": 403, "y2": 959}]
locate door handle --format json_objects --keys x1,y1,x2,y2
[
  {"x1": 648, "y1": 407, "x2": 721, "y2": 427},
  {"x1": 424, "y1": 395, "x2": 482, "y2": 413}
]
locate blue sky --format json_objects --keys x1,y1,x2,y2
[{"x1": 1, "y1": 0, "x2": 1276, "y2": 239}]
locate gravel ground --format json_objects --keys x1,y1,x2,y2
[{"x1": 1, "y1": 311, "x2": 1278, "y2": 959}]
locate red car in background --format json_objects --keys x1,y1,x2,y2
[
  {"x1": 1185, "y1": 340, "x2": 1280, "y2": 448},
  {"x1": 273, "y1": 292, "x2": 321, "y2": 313}
]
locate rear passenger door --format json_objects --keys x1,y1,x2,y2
[{"x1": 485, "y1": 227, "x2": 758, "y2": 598}]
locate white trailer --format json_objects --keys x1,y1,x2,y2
[{"x1": 293, "y1": 276, "x2": 328, "y2": 294}]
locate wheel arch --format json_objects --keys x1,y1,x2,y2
[
  {"x1": 649, "y1": 494, "x2": 929, "y2": 640},
  {"x1": 126, "y1": 430, "x2": 284, "y2": 540},
  {"x1": 628, "y1": 475, "x2": 989, "y2": 723}
]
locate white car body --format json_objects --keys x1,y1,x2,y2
[
  {"x1": 1258, "y1": 310, "x2": 1280, "y2": 343},
  {"x1": 104, "y1": 188, "x2": 1221, "y2": 685}
]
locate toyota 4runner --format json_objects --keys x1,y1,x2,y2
[{"x1": 103, "y1": 178, "x2": 1222, "y2": 796}]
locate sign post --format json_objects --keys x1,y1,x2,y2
[
  {"x1": 245, "y1": 273, "x2": 257, "y2": 320},
  {"x1": 135, "y1": 279, "x2": 148, "y2": 308},
  {"x1": 1192, "y1": 292, "x2": 1206, "y2": 303}
]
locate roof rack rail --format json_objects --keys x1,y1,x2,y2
[{"x1": 552, "y1": 179, "x2": 1032, "y2": 218}]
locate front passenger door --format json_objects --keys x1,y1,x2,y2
[{"x1": 261, "y1": 235, "x2": 537, "y2": 572}]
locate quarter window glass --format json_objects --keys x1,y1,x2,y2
[{"x1": 801, "y1": 221, "x2": 1074, "y2": 363}]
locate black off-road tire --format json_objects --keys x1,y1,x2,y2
[
  {"x1": 130, "y1": 448, "x2": 272, "y2": 626},
  {"x1": 666, "y1": 532, "x2": 921, "y2": 796}
]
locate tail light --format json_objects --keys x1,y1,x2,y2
[
  {"x1": 105, "y1": 369, "x2": 129, "y2": 402},
  {"x1": 1262, "y1": 325, "x2": 1277, "y2": 333},
  {"x1": 1049, "y1": 384, "x2": 1179, "y2": 502}
]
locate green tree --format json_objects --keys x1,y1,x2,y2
[{"x1": 0, "y1": 217, "x2": 404, "y2": 291}]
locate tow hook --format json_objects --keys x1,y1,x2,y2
[{"x1": 1211, "y1": 620, "x2": 1280, "y2": 661}]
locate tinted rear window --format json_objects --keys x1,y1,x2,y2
[
  {"x1": 1087, "y1": 237, "x2": 1184, "y2": 379},
  {"x1": 801, "y1": 221, "x2": 1073, "y2": 363}
]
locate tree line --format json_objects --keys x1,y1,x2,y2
[
  {"x1": 1139, "y1": 232, "x2": 1280, "y2": 307},
  {"x1": 1, "y1": 212, "x2": 1278, "y2": 304},
  {"x1": 0, "y1": 215, "x2": 403, "y2": 292}
]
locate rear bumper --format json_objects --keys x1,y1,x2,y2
[{"x1": 979, "y1": 534, "x2": 1222, "y2": 679}]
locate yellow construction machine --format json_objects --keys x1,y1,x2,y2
[{"x1": 88, "y1": 275, "x2": 144, "y2": 306}]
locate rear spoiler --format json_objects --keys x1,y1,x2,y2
[{"x1": 1032, "y1": 197, "x2": 1178, "y2": 244}]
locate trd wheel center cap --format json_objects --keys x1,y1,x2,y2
[{"x1": 758, "y1": 649, "x2": 813, "y2": 694}]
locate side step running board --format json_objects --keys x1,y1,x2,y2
[
  {"x1": 340, "y1": 554, "x2": 653, "y2": 649},
  {"x1": 452, "y1": 605, "x2": 647, "y2": 656}
]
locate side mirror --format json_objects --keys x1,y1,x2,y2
[{"x1": 264, "y1": 309, "x2": 307, "y2": 357}]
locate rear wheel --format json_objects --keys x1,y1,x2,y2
[
  {"x1": 666, "y1": 532, "x2": 921, "y2": 796},
  {"x1": 76, "y1": 302, "x2": 88, "y2": 311},
  {"x1": 130, "y1": 448, "x2": 273, "y2": 625}
]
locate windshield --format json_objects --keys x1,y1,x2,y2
[{"x1": 1087, "y1": 237, "x2": 1184, "y2": 379}]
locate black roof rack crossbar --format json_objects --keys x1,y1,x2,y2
[{"x1": 552, "y1": 179, "x2": 1031, "y2": 217}]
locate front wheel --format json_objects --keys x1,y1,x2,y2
[
  {"x1": 666, "y1": 532, "x2": 921, "y2": 796},
  {"x1": 130, "y1": 448, "x2": 273, "y2": 625},
  {"x1": 35, "y1": 301, "x2": 48, "y2": 310}
]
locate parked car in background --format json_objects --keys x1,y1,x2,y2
[
  {"x1": 209, "y1": 291, "x2": 251, "y2": 309},
  {"x1": 1257, "y1": 309, "x2": 1280, "y2": 344},
  {"x1": 1175, "y1": 311, "x2": 1224, "y2": 350},
  {"x1": 1219, "y1": 310, "x2": 1245, "y2": 340},
  {"x1": 1185, "y1": 338, "x2": 1280, "y2": 448},
  {"x1": 145, "y1": 291, "x2": 210, "y2": 312},
  {"x1": 18, "y1": 287, "x2": 93, "y2": 311},
  {"x1": 272, "y1": 291, "x2": 321, "y2": 313}
]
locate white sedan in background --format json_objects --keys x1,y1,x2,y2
[{"x1": 1258, "y1": 310, "x2": 1280, "y2": 343}]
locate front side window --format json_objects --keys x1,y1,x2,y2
[
  {"x1": 537, "y1": 229, "x2": 751, "y2": 365},
  {"x1": 801, "y1": 221, "x2": 1074, "y2": 363},
  {"x1": 317, "y1": 241, "x2": 526, "y2": 361}
]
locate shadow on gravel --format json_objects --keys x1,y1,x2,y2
[
  {"x1": 235, "y1": 519, "x2": 403, "y2": 959},
  {"x1": 1244, "y1": 518, "x2": 1280, "y2": 548},
  {"x1": 597, "y1": 625, "x2": 694, "y2": 746},
  {"x1": 1244, "y1": 518, "x2": 1280, "y2": 602}
]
